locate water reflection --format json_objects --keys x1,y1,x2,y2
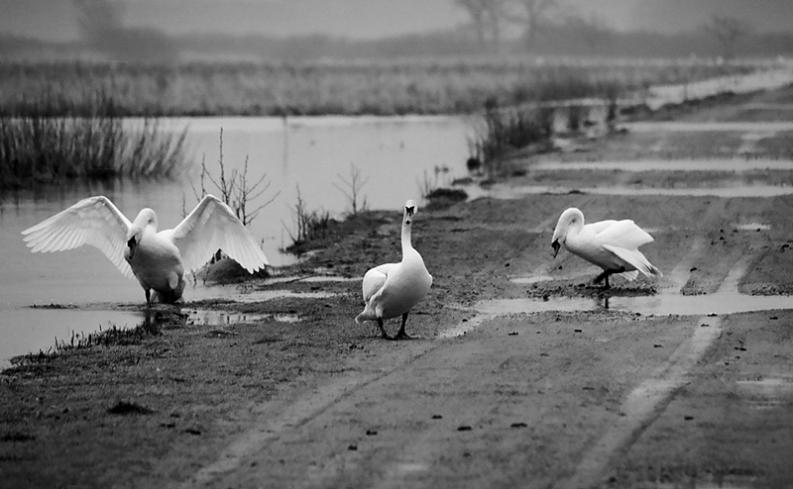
[{"x1": 473, "y1": 290, "x2": 793, "y2": 318}]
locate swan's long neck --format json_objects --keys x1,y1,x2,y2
[{"x1": 401, "y1": 218, "x2": 413, "y2": 258}]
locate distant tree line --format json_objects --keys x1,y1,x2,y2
[{"x1": 0, "y1": 1, "x2": 790, "y2": 63}]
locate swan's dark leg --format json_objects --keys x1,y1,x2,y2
[
  {"x1": 145, "y1": 289, "x2": 152, "y2": 307},
  {"x1": 395, "y1": 313, "x2": 412, "y2": 340},
  {"x1": 377, "y1": 318, "x2": 392, "y2": 340},
  {"x1": 593, "y1": 270, "x2": 612, "y2": 289}
]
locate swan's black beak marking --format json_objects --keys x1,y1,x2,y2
[
  {"x1": 127, "y1": 236, "x2": 137, "y2": 260},
  {"x1": 551, "y1": 240, "x2": 560, "y2": 258},
  {"x1": 406, "y1": 205, "x2": 415, "y2": 217}
]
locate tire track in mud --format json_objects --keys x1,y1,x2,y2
[
  {"x1": 184, "y1": 198, "x2": 751, "y2": 489},
  {"x1": 181, "y1": 336, "x2": 451, "y2": 488},
  {"x1": 556, "y1": 251, "x2": 757, "y2": 489},
  {"x1": 665, "y1": 197, "x2": 727, "y2": 292}
]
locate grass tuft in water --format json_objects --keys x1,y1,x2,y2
[{"x1": 0, "y1": 93, "x2": 186, "y2": 190}]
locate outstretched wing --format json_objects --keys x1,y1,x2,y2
[
  {"x1": 592, "y1": 219, "x2": 654, "y2": 250},
  {"x1": 170, "y1": 194, "x2": 269, "y2": 274},
  {"x1": 21, "y1": 196, "x2": 134, "y2": 278}
]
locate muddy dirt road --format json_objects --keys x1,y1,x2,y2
[{"x1": 3, "y1": 86, "x2": 793, "y2": 489}]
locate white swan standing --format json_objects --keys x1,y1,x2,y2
[
  {"x1": 22, "y1": 194, "x2": 268, "y2": 305},
  {"x1": 355, "y1": 200, "x2": 432, "y2": 340},
  {"x1": 550, "y1": 207, "x2": 661, "y2": 288}
]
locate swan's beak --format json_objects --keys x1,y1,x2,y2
[
  {"x1": 405, "y1": 205, "x2": 415, "y2": 217},
  {"x1": 551, "y1": 240, "x2": 560, "y2": 258},
  {"x1": 127, "y1": 236, "x2": 137, "y2": 260}
]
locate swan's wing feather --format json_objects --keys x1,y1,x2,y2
[
  {"x1": 21, "y1": 196, "x2": 134, "y2": 278},
  {"x1": 362, "y1": 263, "x2": 397, "y2": 302},
  {"x1": 585, "y1": 219, "x2": 618, "y2": 234},
  {"x1": 621, "y1": 270, "x2": 640, "y2": 281},
  {"x1": 593, "y1": 219, "x2": 654, "y2": 249},
  {"x1": 171, "y1": 194, "x2": 269, "y2": 273},
  {"x1": 602, "y1": 244, "x2": 661, "y2": 277}
]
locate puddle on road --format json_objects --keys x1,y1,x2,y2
[
  {"x1": 623, "y1": 121, "x2": 793, "y2": 133},
  {"x1": 734, "y1": 222, "x2": 771, "y2": 231},
  {"x1": 471, "y1": 291, "x2": 793, "y2": 318},
  {"x1": 464, "y1": 184, "x2": 793, "y2": 200},
  {"x1": 736, "y1": 377, "x2": 793, "y2": 410},
  {"x1": 186, "y1": 309, "x2": 301, "y2": 326},
  {"x1": 443, "y1": 288, "x2": 793, "y2": 339},
  {"x1": 531, "y1": 158, "x2": 793, "y2": 173},
  {"x1": 509, "y1": 275, "x2": 557, "y2": 285}
]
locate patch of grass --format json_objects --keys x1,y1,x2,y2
[
  {"x1": 425, "y1": 187, "x2": 468, "y2": 210},
  {"x1": 6, "y1": 314, "x2": 172, "y2": 370}
]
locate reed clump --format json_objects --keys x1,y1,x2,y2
[
  {"x1": 468, "y1": 103, "x2": 555, "y2": 179},
  {"x1": 0, "y1": 93, "x2": 186, "y2": 189}
]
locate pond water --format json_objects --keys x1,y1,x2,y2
[{"x1": 0, "y1": 116, "x2": 472, "y2": 365}]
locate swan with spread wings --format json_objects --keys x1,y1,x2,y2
[{"x1": 22, "y1": 194, "x2": 268, "y2": 304}]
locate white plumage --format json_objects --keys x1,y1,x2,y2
[
  {"x1": 550, "y1": 207, "x2": 661, "y2": 288},
  {"x1": 355, "y1": 200, "x2": 432, "y2": 339},
  {"x1": 21, "y1": 194, "x2": 268, "y2": 304}
]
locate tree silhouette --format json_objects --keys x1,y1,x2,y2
[
  {"x1": 454, "y1": 0, "x2": 508, "y2": 52},
  {"x1": 705, "y1": 15, "x2": 750, "y2": 60},
  {"x1": 72, "y1": 0, "x2": 178, "y2": 62},
  {"x1": 506, "y1": 0, "x2": 559, "y2": 49}
]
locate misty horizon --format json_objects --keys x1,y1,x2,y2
[{"x1": 2, "y1": 0, "x2": 793, "y2": 44}]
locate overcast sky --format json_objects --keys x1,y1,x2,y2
[{"x1": 1, "y1": 0, "x2": 791, "y2": 42}]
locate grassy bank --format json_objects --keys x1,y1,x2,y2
[{"x1": 0, "y1": 59, "x2": 755, "y2": 117}]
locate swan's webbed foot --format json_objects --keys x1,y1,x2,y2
[
  {"x1": 377, "y1": 318, "x2": 393, "y2": 340},
  {"x1": 394, "y1": 313, "x2": 413, "y2": 340}
]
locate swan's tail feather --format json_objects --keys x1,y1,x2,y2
[
  {"x1": 355, "y1": 306, "x2": 376, "y2": 324},
  {"x1": 603, "y1": 244, "x2": 662, "y2": 279}
]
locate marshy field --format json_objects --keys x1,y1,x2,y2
[
  {"x1": 2, "y1": 55, "x2": 793, "y2": 488},
  {"x1": 0, "y1": 58, "x2": 756, "y2": 116}
]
